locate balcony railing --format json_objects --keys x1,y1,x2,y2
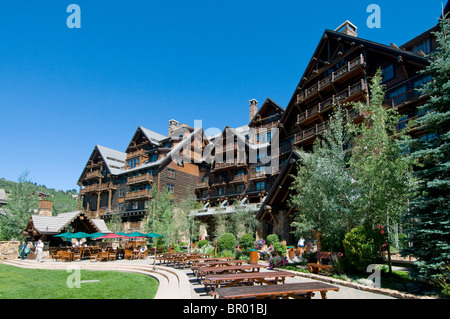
[
  {"x1": 80, "y1": 182, "x2": 117, "y2": 194},
  {"x1": 229, "y1": 174, "x2": 248, "y2": 184},
  {"x1": 297, "y1": 54, "x2": 365, "y2": 104},
  {"x1": 125, "y1": 189, "x2": 152, "y2": 200},
  {"x1": 126, "y1": 149, "x2": 147, "y2": 160},
  {"x1": 297, "y1": 79, "x2": 366, "y2": 126},
  {"x1": 85, "y1": 170, "x2": 103, "y2": 180},
  {"x1": 249, "y1": 171, "x2": 267, "y2": 180},
  {"x1": 195, "y1": 180, "x2": 210, "y2": 189},
  {"x1": 213, "y1": 159, "x2": 247, "y2": 171},
  {"x1": 127, "y1": 173, "x2": 153, "y2": 185}
]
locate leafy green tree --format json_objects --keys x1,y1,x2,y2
[
  {"x1": 144, "y1": 187, "x2": 174, "y2": 250},
  {"x1": 106, "y1": 212, "x2": 124, "y2": 233},
  {"x1": 229, "y1": 205, "x2": 260, "y2": 238},
  {"x1": 289, "y1": 105, "x2": 358, "y2": 250},
  {"x1": 348, "y1": 70, "x2": 416, "y2": 273},
  {"x1": 173, "y1": 190, "x2": 202, "y2": 252},
  {"x1": 402, "y1": 16, "x2": 450, "y2": 288},
  {"x1": 0, "y1": 171, "x2": 37, "y2": 240}
]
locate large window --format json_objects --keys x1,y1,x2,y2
[
  {"x1": 381, "y1": 64, "x2": 394, "y2": 83},
  {"x1": 218, "y1": 187, "x2": 225, "y2": 196},
  {"x1": 236, "y1": 184, "x2": 245, "y2": 193},
  {"x1": 256, "y1": 181, "x2": 266, "y2": 191},
  {"x1": 167, "y1": 183, "x2": 174, "y2": 193},
  {"x1": 412, "y1": 39, "x2": 432, "y2": 55},
  {"x1": 127, "y1": 158, "x2": 139, "y2": 168}
]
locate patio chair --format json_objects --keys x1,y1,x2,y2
[
  {"x1": 108, "y1": 251, "x2": 117, "y2": 261},
  {"x1": 124, "y1": 250, "x2": 133, "y2": 260},
  {"x1": 62, "y1": 251, "x2": 72, "y2": 262},
  {"x1": 89, "y1": 251, "x2": 98, "y2": 262},
  {"x1": 99, "y1": 251, "x2": 109, "y2": 262}
]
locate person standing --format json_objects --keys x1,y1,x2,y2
[
  {"x1": 19, "y1": 242, "x2": 26, "y2": 260},
  {"x1": 297, "y1": 237, "x2": 305, "y2": 256},
  {"x1": 36, "y1": 240, "x2": 44, "y2": 263}
]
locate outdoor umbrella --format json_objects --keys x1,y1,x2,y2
[
  {"x1": 87, "y1": 232, "x2": 105, "y2": 238},
  {"x1": 146, "y1": 232, "x2": 162, "y2": 238},
  {"x1": 70, "y1": 232, "x2": 91, "y2": 239},
  {"x1": 126, "y1": 231, "x2": 148, "y2": 238},
  {"x1": 95, "y1": 233, "x2": 126, "y2": 240},
  {"x1": 54, "y1": 232, "x2": 75, "y2": 238}
]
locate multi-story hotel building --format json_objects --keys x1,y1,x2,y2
[{"x1": 77, "y1": 3, "x2": 444, "y2": 240}]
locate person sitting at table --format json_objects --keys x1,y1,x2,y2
[
  {"x1": 137, "y1": 245, "x2": 147, "y2": 259},
  {"x1": 258, "y1": 244, "x2": 273, "y2": 260}
]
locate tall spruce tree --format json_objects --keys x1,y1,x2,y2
[{"x1": 403, "y1": 15, "x2": 450, "y2": 288}]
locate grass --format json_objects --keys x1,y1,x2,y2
[{"x1": 0, "y1": 264, "x2": 159, "y2": 299}]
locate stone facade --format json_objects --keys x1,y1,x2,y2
[{"x1": 0, "y1": 241, "x2": 19, "y2": 260}]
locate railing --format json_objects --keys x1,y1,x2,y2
[
  {"x1": 297, "y1": 79, "x2": 366, "y2": 126},
  {"x1": 85, "y1": 170, "x2": 102, "y2": 180},
  {"x1": 126, "y1": 149, "x2": 147, "y2": 160},
  {"x1": 125, "y1": 189, "x2": 152, "y2": 200},
  {"x1": 80, "y1": 182, "x2": 117, "y2": 194},
  {"x1": 297, "y1": 54, "x2": 365, "y2": 104},
  {"x1": 213, "y1": 159, "x2": 247, "y2": 170},
  {"x1": 229, "y1": 174, "x2": 248, "y2": 184},
  {"x1": 249, "y1": 171, "x2": 266, "y2": 180},
  {"x1": 195, "y1": 180, "x2": 210, "y2": 189},
  {"x1": 127, "y1": 173, "x2": 153, "y2": 185}
]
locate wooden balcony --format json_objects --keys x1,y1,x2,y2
[
  {"x1": 126, "y1": 173, "x2": 153, "y2": 185},
  {"x1": 126, "y1": 149, "x2": 147, "y2": 160},
  {"x1": 85, "y1": 170, "x2": 103, "y2": 180},
  {"x1": 296, "y1": 79, "x2": 367, "y2": 126},
  {"x1": 213, "y1": 159, "x2": 247, "y2": 171},
  {"x1": 125, "y1": 189, "x2": 152, "y2": 200},
  {"x1": 195, "y1": 180, "x2": 210, "y2": 189},
  {"x1": 296, "y1": 54, "x2": 365, "y2": 104},
  {"x1": 249, "y1": 171, "x2": 267, "y2": 181},
  {"x1": 229, "y1": 174, "x2": 248, "y2": 184},
  {"x1": 80, "y1": 182, "x2": 117, "y2": 194}
]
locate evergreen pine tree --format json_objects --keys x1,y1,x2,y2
[{"x1": 403, "y1": 15, "x2": 450, "y2": 290}]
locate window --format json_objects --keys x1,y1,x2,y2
[
  {"x1": 218, "y1": 187, "x2": 225, "y2": 196},
  {"x1": 132, "y1": 201, "x2": 138, "y2": 210},
  {"x1": 381, "y1": 64, "x2": 394, "y2": 83},
  {"x1": 119, "y1": 189, "x2": 125, "y2": 198},
  {"x1": 413, "y1": 75, "x2": 432, "y2": 89},
  {"x1": 127, "y1": 158, "x2": 140, "y2": 168},
  {"x1": 167, "y1": 183, "x2": 174, "y2": 193},
  {"x1": 236, "y1": 184, "x2": 245, "y2": 193},
  {"x1": 412, "y1": 39, "x2": 432, "y2": 55},
  {"x1": 150, "y1": 154, "x2": 158, "y2": 162},
  {"x1": 256, "y1": 181, "x2": 266, "y2": 191},
  {"x1": 236, "y1": 169, "x2": 245, "y2": 176},
  {"x1": 167, "y1": 168, "x2": 175, "y2": 179}
]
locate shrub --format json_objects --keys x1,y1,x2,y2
[
  {"x1": 254, "y1": 239, "x2": 266, "y2": 250},
  {"x1": 238, "y1": 233, "x2": 254, "y2": 251},
  {"x1": 266, "y1": 234, "x2": 280, "y2": 246},
  {"x1": 273, "y1": 241, "x2": 287, "y2": 256},
  {"x1": 217, "y1": 233, "x2": 236, "y2": 253},
  {"x1": 220, "y1": 250, "x2": 234, "y2": 258},
  {"x1": 269, "y1": 256, "x2": 289, "y2": 270},
  {"x1": 196, "y1": 240, "x2": 209, "y2": 249},
  {"x1": 343, "y1": 226, "x2": 386, "y2": 272}
]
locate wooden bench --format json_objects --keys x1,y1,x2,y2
[{"x1": 307, "y1": 251, "x2": 343, "y2": 274}]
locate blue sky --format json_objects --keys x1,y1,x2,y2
[{"x1": 0, "y1": 0, "x2": 445, "y2": 191}]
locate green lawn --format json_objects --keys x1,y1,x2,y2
[{"x1": 0, "y1": 264, "x2": 159, "y2": 299}]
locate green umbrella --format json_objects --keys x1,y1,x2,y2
[
  {"x1": 116, "y1": 232, "x2": 129, "y2": 236},
  {"x1": 127, "y1": 231, "x2": 148, "y2": 238},
  {"x1": 147, "y1": 232, "x2": 162, "y2": 238},
  {"x1": 71, "y1": 232, "x2": 91, "y2": 239},
  {"x1": 87, "y1": 232, "x2": 105, "y2": 238},
  {"x1": 54, "y1": 232, "x2": 75, "y2": 238}
]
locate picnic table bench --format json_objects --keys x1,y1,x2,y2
[
  {"x1": 197, "y1": 264, "x2": 266, "y2": 282},
  {"x1": 215, "y1": 282, "x2": 339, "y2": 299},
  {"x1": 192, "y1": 260, "x2": 247, "y2": 277},
  {"x1": 307, "y1": 251, "x2": 343, "y2": 274},
  {"x1": 204, "y1": 271, "x2": 295, "y2": 297}
]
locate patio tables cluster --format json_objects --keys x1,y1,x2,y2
[{"x1": 156, "y1": 251, "x2": 339, "y2": 299}]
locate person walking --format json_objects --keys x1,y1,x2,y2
[
  {"x1": 19, "y1": 242, "x2": 26, "y2": 260},
  {"x1": 36, "y1": 240, "x2": 44, "y2": 263}
]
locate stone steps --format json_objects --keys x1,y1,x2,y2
[{"x1": 2, "y1": 258, "x2": 192, "y2": 299}]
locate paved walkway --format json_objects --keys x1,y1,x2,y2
[{"x1": 2, "y1": 257, "x2": 421, "y2": 299}]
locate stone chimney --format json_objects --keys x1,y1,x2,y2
[
  {"x1": 335, "y1": 20, "x2": 358, "y2": 37},
  {"x1": 249, "y1": 99, "x2": 258, "y2": 122},
  {"x1": 38, "y1": 199, "x2": 53, "y2": 217},
  {"x1": 168, "y1": 119, "x2": 179, "y2": 137}
]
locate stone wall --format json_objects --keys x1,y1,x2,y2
[{"x1": 0, "y1": 241, "x2": 19, "y2": 260}]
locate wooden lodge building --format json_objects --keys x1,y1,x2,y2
[{"x1": 76, "y1": 5, "x2": 444, "y2": 242}]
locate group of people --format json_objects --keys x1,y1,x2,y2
[
  {"x1": 19, "y1": 240, "x2": 44, "y2": 263},
  {"x1": 257, "y1": 237, "x2": 310, "y2": 260}
]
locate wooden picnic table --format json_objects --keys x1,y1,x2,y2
[
  {"x1": 197, "y1": 264, "x2": 266, "y2": 281},
  {"x1": 204, "y1": 271, "x2": 295, "y2": 296},
  {"x1": 215, "y1": 282, "x2": 339, "y2": 299},
  {"x1": 192, "y1": 260, "x2": 247, "y2": 277}
]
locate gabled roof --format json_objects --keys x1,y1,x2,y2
[
  {"x1": 126, "y1": 126, "x2": 167, "y2": 152},
  {"x1": 78, "y1": 145, "x2": 126, "y2": 183},
  {"x1": 249, "y1": 97, "x2": 284, "y2": 127},
  {"x1": 280, "y1": 28, "x2": 430, "y2": 125},
  {"x1": 29, "y1": 211, "x2": 111, "y2": 235}
]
